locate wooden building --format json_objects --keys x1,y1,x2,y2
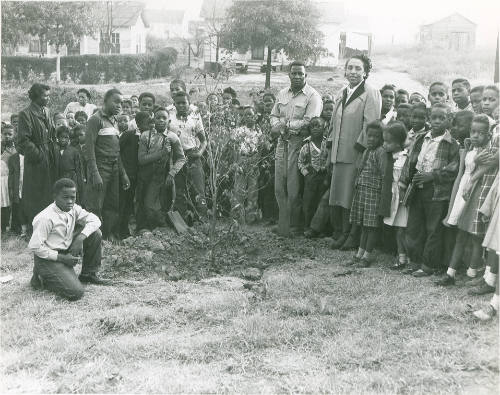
[{"x1": 419, "y1": 13, "x2": 476, "y2": 51}]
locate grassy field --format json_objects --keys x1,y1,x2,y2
[
  {"x1": 1, "y1": 227, "x2": 498, "y2": 394},
  {"x1": 372, "y1": 45, "x2": 497, "y2": 88}
]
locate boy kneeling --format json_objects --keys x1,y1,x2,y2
[{"x1": 28, "y1": 178, "x2": 105, "y2": 301}]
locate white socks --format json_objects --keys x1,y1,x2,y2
[
  {"x1": 399, "y1": 254, "x2": 407, "y2": 264},
  {"x1": 356, "y1": 248, "x2": 365, "y2": 259},
  {"x1": 467, "y1": 268, "x2": 478, "y2": 278},
  {"x1": 447, "y1": 268, "x2": 456, "y2": 278}
]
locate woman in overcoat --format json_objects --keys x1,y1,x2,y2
[
  {"x1": 328, "y1": 54, "x2": 382, "y2": 250},
  {"x1": 17, "y1": 83, "x2": 59, "y2": 228}
]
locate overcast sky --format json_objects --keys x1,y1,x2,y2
[{"x1": 144, "y1": 0, "x2": 499, "y2": 47}]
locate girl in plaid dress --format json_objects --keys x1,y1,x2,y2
[
  {"x1": 437, "y1": 115, "x2": 498, "y2": 286},
  {"x1": 347, "y1": 121, "x2": 387, "y2": 267}
]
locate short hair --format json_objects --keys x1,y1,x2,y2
[
  {"x1": 53, "y1": 178, "x2": 76, "y2": 195},
  {"x1": 173, "y1": 91, "x2": 190, "y2": 102},
  {"x1": 323, "y1": 99, "x2": 334, "y2": 106},
  {"x1": 310, "y1": 116, "x2": 326, "y2": 128},
  {"x1": 72, "y1": 124, "x2": 85, "y2": 134},
  {"x1": 1, "y1": 124, "x2": 14, "y2": 133},
  {"x1": 117, "y1": 113, "x2": 129, "y2": 121},
  {"x1": 77, "y1": 88, "x2": 91, "y2": 100},
  {"x1": 452, "y1": 78, "x2": 471, "y2": 91},
  {"x1": 429, "y1": 82, "x2": 448, "y2": 93},
  {"x1": 28, "y1": 83, "x2": 50, "y2": 101},
  {"x1": 412, "y1": 102, "x2": 427, "y2": 112},
  {"x1": 472, "y1": 114, "x2": 492, "y2": 131},
  {"x1": 431, "y1": 102, "x2": 451, "y2": 113},
  {"x1": 56, "y1": 125, "x2": 70, "y2": 138},
  {"x1": 242, "y1": 105, "x2": 255, "y2": 113},
  {"x1": 396, "y1": 89, "x2": 409, "y2": 97},
  {"x1": 139, "y1": 92, "x2": 155, "y2": 104},
  {"x1": 453, "y1": 110, "x2": 474, "y2": 125},
  {"x1": 345, "y1": 54, "x2": 372, "y2": 79},
  {"x1": 470, "y1": 85, "x2": 485, "y2": 95},
  {"x1": 103, "y1": 88, "x2": 122, "y2": 102},
  {"x1": 263, "y1": 92, "x2": 276, "y2": 102},
  {"x1": 53, "y1": 112, "x2": 65, "y2": 121},
  {"x1": 74, "y1": 111, "x2": 88, "y2": 121},
  {"x1": 365, "y1": 120, "x2": 384, "y2": 135},
  {"x1": 10, "y1": 113, "x2": 18, "y2": 121},
  {"x1": 170, "y1": 79, "x2": 186, "y2": 91},
  {"x1": 122, "y1": 99, "x2": 133, "y2": 107},
  {"x1": 130, "y1": 95, "x2": 139, "y2": 100},
  {"x1": 135, "y1": 111, "x2": 151, "y2": 126},
  {"x1": 385, "y1": 121, "x2": 407, "y2": 146},
  {"x1": 153, "y1": 106, "x2": 169, "y2": 115},
  {"x1": 483, "y1": 85, "x2": 500, "y2": 97},
  {"x1": 380, "y1": 84, "x2": 396, "y2": 95},
  {"x1": 223, "y1": 87, "x2": 237, "y2": 98},
  {"x1": 232, "y1": 98, "x2": 240, "y2": 106},
  {"x1": 397, "y1": 103, "x2": 412, "y2": 112},
  {"x1": 289, "y1": 60, "x2": 306, "y2": 71}
]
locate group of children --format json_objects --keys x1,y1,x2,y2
[
  {"x1": 1, "y1": 75, "x2": 499, "y2": 320},
  {"x1": 325, "y1": 80, "x2": 499, "y2": 321}
]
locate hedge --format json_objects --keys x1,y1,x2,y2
[{"x1": 1, "y1": 47, "x2": 177, "y2": 84}]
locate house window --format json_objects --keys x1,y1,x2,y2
[
  {"x1": 67, "y1": 42, "x2": 80, "y2": 56},
  {"x1": 29, "y1": 38, "x2": 41, "y2": 53},
  {"x1": 100, "y1": 31, "x2": 120, "y2": 54}
]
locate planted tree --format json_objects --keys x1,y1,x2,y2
[{"x1": 222, "y1": 0, "x2": 324, "y2": 88}]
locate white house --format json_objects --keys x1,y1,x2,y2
[
  {"x1": 144, "y1": 9, "x2": 189, "y2": 40},
  {"x1": 11, "y1": 2, "x2": 149, "y2": 57},
  {"x1": 198, "y1": 0, "x2": 372, "y2": 70}
]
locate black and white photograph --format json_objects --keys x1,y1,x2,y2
[{"x1": 0, "y1": 0, "x2": 499, "y2": 392}]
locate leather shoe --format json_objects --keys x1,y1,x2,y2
[
  {"x1": 435, "y1": 275, "x2": 455, "y2": 286},
  {"x1": 468, "y1": 282, "x2": 495, "y2": 296},
  {"x1": 355, "y1": 257, "x2": 372, "y2": 268},
  {"x1": 339, "y1": 236, "x2": 358, "y2": 251},
  {"x1": 344, "y1": 256, "x2": 360, "y2": 266},
  {"x1": 330, "y1": 235, "x2": 347, "y2": 250},
  {"x1": 413, "y1": 269, "x2": 432, "y2": 278},
  {"x1": 79, "y1": 273, "x2": 111, "y2": 285},
  {"x1": 304, "y1": 229, "x2": 319, "y2": 239}
]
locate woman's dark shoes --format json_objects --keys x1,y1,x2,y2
[
  {"x1": 344, "y1": 255, "x2": 360, "y2": 266},
  {"x1": 329, "y1": 235, "x2": 347, "y2": 250},
  {"x1": 304, "y1": 229, "x2": 319, "y2": 239},
  {"x1": 339, "y1": 236, "x2": 358, "y2": 251}
]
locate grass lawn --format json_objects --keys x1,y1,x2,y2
[{"x1": 1, "y1": 227, "x2": 498, "y2": 394}]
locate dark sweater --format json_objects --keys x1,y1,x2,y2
[{"x1": 119, "y1": 130, "x2": 139, "y2": 180}]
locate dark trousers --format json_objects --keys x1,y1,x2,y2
[
  {"x1": 175, "y1": 157, "x2": 206, "y2": 220},
  {"x1": 117, "y1": 176, "x2": 136, "y2": 238},
  {"x1": 259, "y1": 178, "x2": 278, "y2": 222},
  {"x1": 86, "y1": 159, "x2": 119, "y2": 238},
  {"x1": 10, "y1": 201, "x2": 27, "y2": 234},
  {"x1": 406, "y1": 186, "x2": 448, "y2": 272},
  {"x1": 303, "y1": 172, "x2": 326, "y2": 229},
  {"x1": 310, "y1": 189, "x2": 334, "y2": 235},
  {"x1": 1, "y1": 207, "x2": 11, "y2": 232},
  {"x1": 32, "y1": 229, "x2": 102, "y2": 300}
]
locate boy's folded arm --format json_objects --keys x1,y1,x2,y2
[
  {"x1": 169, "y1": 135, "x2": 187, "y2": 176},
  {"x1": 75, "y1": 206, "x2": 101, "y2": 237},
  {"x1": 28, "y1": 218, "x2": 58, "y2": 261}
]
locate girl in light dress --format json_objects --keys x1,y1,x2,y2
[{"x1": 381, "y1": 122, "x2": 409, "y2": 270}]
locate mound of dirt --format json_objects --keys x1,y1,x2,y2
[{"x1": 100, "y1": 224, "x2": 319, "y2": 282}]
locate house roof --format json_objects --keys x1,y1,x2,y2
[
  {"x1": 143, "y1": 9, "x2": 185, "y2": 25},
  {"x1": 112, "y1": 1, "x2": 149, "y2": 28},
  {"x1": 422, "y1": 12, "x2": 477, "y2": 28}
]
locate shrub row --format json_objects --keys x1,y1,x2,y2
[{"x1": 1, "y1": 48, "x2": 178, "y2": 84}]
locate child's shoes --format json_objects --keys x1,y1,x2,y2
[{"x1": 435, "y1": 275, "x2": 455, "y2": 286}]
